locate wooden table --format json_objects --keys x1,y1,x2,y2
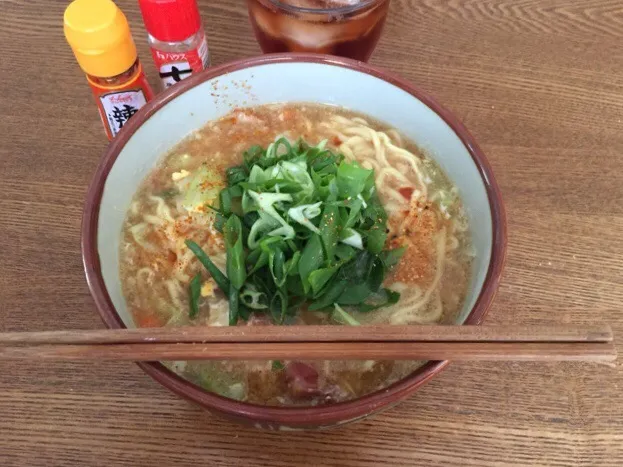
[{"x1": 1, "y1": 0, "x2": 622, "y2": 465}]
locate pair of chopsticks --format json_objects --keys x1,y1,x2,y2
[{"x1": 0, "y1": 325, "x2": 616, "y2": 363}]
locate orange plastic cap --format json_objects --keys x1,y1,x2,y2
[{"x1": 64, "y1": 0, "x2": 137, "y2": 78}]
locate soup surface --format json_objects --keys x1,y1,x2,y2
[{"x1": 120, "y1": 103, "x2": 472, "y2": 406}]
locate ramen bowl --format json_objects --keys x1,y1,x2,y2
[{"x1": 82, "y1": 53, "x2": 506, "y2": 429}]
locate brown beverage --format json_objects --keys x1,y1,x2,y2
[{"x1": 247, "y1": 0, "x2": 390, "y2": 61}]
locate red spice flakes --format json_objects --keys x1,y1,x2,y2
[
  {"x1": 281, "y1": 107, "x2": 296, "y2": 121},
  {"x1": 135, "y1": 311, "x2": 163, "y2": 328},
  {"x1": 167, "y1": 250, "x2": 177, "y2": 264},
  {"x1": 198, "y1": 177, "x2": 222, "y2": 193},
  {"x1": 331, "y1": 135, "x2": 342, "y2": 146},
  {"x1": 174, "y1": 215, "x2": 195, "y2": 237},
  {"x1": 398, "y1": 186, "x2": 414, "y2": 200},
  {"x1": 386, "y1": 200, "x2": 439, "y2": 285},
  {"x1": 389, "y1": 240, "x2": 432, "y2": 284}
]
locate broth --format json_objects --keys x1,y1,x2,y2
[{"x1": 119, "y1": 103, "x2": 472, "y2": 406}]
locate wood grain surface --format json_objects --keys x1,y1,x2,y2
[{"x1": 1, "y1": 0, "x2": 622, "y2": 465}]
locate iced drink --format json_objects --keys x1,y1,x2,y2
[{"x1": 247, "y1": 0, "x2": 390, "y2": 61}]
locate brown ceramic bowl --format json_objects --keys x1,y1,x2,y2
[{"x1": 82, "y1": 54, "x2": 506, "y2": 430}]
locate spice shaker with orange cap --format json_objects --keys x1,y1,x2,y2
[
  {"x1": 138, "y1": 0, "x2": 210, "y2": 89},
  {"x1": 64, "y1": 0, "x2": 154, "y2": 140}
]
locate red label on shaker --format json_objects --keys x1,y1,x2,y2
[
  {"x1": 98, "y1": 89, "x2": 148, "y2": 137},
  {"x1": 88, "y1": 67, "x2": 153, "y2": 140},
  {"x1": 152, "y1": 37, "x2": 210, "y2": 88}
]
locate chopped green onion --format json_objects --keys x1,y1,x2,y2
[
  {"x1": 319, "y1": 204, "x2": 340, "y2": 260},
  {"x1": 268, "y1": 247, "x2": 287, "y2": 287},
  {"x1": 288, "y1": 202, "x2": 322, "y2": 234},
  {"x1": 380, "y1": 246, "x2": 407, "y2": 270},
  {"x1": 272, "y1": 360, "x2": 285, "y2": 371},
  {"x1": 270, "y1": 290, "x2": 288, "y2": 324},
  {"x1": 185, "y1": 239, "x2": 230, "y2": 294},
  {"x1": 332, "y1": 303, "x2": 360, "y2": 326},
  {"x1": 224, "y1": 215, "x2": 246, "y2": 290},
  {"x1": 340, "y1": 228, "x2": 363, "y2": 249},
  {"x1": 183, "y1": 137, "x2": 403, "y2": 325},
  {"x1": 298, "y1": 234, "x2": 324, "y2": 294},
  {"x1": 229, "y1": 286, "x2": 240, "y2": 326},
  {"x1": 336, "y1": 161, "x2": 373, "y2": 199},
  {"x1": 240, "y1": 285, "x2": 268, "y2": 309},
  {"x1": 188, "y1": 274, "x2": 202, "y2": 319}
]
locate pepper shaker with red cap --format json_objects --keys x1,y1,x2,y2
[{"x1": 138, "y1": 0, "x2": 210, "y2": 89}]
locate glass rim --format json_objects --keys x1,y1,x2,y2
[{"x1": 261, "y1": 0, "x2": 384, "y2": 16}]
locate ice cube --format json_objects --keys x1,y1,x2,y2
[{"x1": 277, "y1": 15, "x2": 347, "y2": 48}]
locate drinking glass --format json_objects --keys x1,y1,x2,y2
[{"x1": 247, "y1": 0, "x2": 390, "y2": 62}]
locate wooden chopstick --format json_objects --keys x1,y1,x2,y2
[
  {"x1": 0, "y1": 341, "x2": 615, "y2": 362},
  {"x1": 0, "y1": 325, "x2": 613, "y2": 344},
  {"x1": 0, "y1": 325, "x2": 616, "y2": 363}
]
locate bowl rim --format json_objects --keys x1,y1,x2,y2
[{"x1": 81, "y1": 53, "x2": 507, "y2": 427}]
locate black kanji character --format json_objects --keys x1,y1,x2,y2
[
  {"x1": 160, "y1": 65, "x2": 192, "y2": 83},
  {"x1": 111, "y1": 104, "x2": 138, "y2": 128}
]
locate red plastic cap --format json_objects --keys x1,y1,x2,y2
[{"x1": 138, "y1": 0, "x2": 202, "y2": 42}]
